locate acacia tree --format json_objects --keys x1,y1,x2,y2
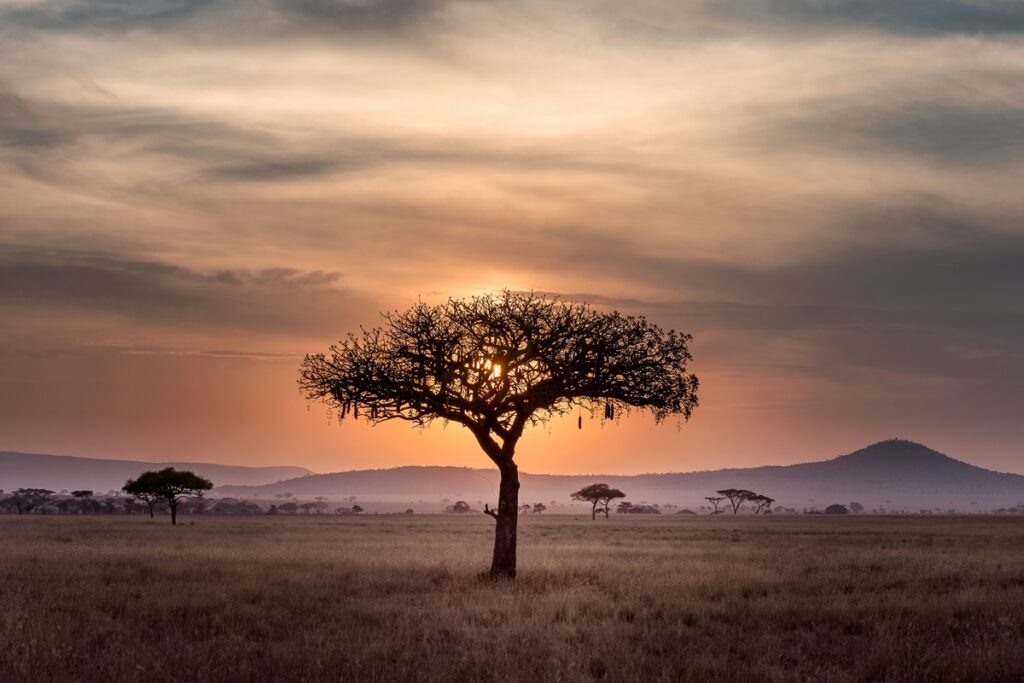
[
  {"x1": 750, "y1": 494, "x2": 775, "y2": 514},
  {"x1": 300, "y1": 291, "x2": 698, "y2": 579},
  {"x1": 572, "y1": 483, "x2": 627, "y2": 520},
  {"x1": 123, "y1": 468, "x2": 213, "y2": 525},
  {"x1": 704, "y1": 495, "x2": 725, "y2": 514},
  {"x1": 717, "y1": 488, "x2": 756, "y2": 514}
]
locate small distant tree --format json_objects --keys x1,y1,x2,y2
[
  {"x1": 824, "y1": 504, "x2": 849, "y2": 515},
  {"x1": 750, "y1": 495, "x2": 775, "y2": 514},
  {"x1": 213, "y1": 498, "x2": 261, "y2": 515},
  {"x1": 351, "y1": 504, "x2": 364, "y2": 514},
  {"x1": 446, "y1": 500, "x2": 472, "y2": 513},
  {"x1": 71, "y1": 490, "x2": 93, "y2": 499},
  {"x1": 618, "y1": 501, "x2": 661, "y2": 514},
  {"x1": 519, "y1": 504, "x2": 532, "y2": 514},
  {"x1": 717, "y1": 489, "x2": 756, "y2": 514},
  {"x1": 123, "y1": 468, "x2": 213, "y2": 525},
  {"x1": 704, "y1": 496, "x2": 725, "y2": 514},
  {"x1": 278, "y1": 502, "x2": 299, "y2": 514},
  {"x1": 572, "y1": 483, "x2": 626, "y2": 520},
  {"x1": 849, "y1": 502, "x2": 864, "y2": 513},
  {"x1": 405, "y1": 508, "x2": 415, "y2": 514},
  {"x1": 532, "y1": 503, "x2": 546, "y2": 514}
]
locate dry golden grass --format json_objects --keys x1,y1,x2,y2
[{"x1": 3, "y1": 514, "x2": 1024, "y2": 682}]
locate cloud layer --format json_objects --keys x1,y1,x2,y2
[{"x1": 1, "y1": 0, "x2": 1022, "y2": 472}]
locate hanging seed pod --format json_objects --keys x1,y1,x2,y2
[
  {"x1": 578, "y1": 415, "x2": 582, "y2": 430},
  {"x1": 354, "y1": 403, "x2": 359, "y2": 419}
]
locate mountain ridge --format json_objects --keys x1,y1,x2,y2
[
  {"x1": 5, "y1": 440, "x2": 1022, "y2": 510},
  {"x1": 213, "y1": 440, "x2": 1024, "y2": 509},
  {"x1": 0, "y1": 451, "x2": 313, "y2": 491}
]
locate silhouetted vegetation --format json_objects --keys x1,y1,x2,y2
[
  {"x1": 704, "y1": 495, "x2": 725, "y2": 514},
  {"x1": 617, "y1": 501, "x2": 661, "y2": 514},
  {"x1": 714, "y1": 489, "x2": 775, "y2": 514},
  {"x1": 572, "y1": 483, "x2": 627, "y2": 519},
  {"x1": 123, "y1": 468, "x2": 213, "y2": 525},
  {"x1": 299, "y1": 291, "x2": 698, "y2": 578},
  {"x1": 0, "y1": 488, "x2": 54, "y2": 515}
]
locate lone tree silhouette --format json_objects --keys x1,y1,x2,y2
[
  {"x1": 572, "y1": 483, "x2": 627, "y2": 520},
  {"x1": 717, "y1": 488, "x2": 756, "y2": 514},
  {"x1": 300, "y1": 291, "x2": 698, "y2": 579},
  {"x1": 123, "y1": 468, "x2": 213, "y2": 525}
]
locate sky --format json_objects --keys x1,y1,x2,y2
[{"x1": 1, "y1": 0, "x2": 1023, "y2": 475}]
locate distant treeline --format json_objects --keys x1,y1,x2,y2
[
  {"x1": 0, "y1": 489, "x2": 378, "y2": 517},
  {"x1": 1, "y1": 488, "x2": 1019, "y2": 517}
]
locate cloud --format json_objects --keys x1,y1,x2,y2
[
  {"x1": 0, "y1": 247, "x2": 373, "y2": 338},
  {"x1": 0, "y1": 0, "x2": 456, "y2": 40},
  {"x1": 584, "y1": 0, "x2": 1024, "y2": 39},
  {"x1": 754, "y1": 0, "x2": 1024, "y2": 35},
  {"x1": 207, "y1": 157, "x2": 341, "y2": 181},
  {"x1": 763, "y1": 100, "x2": 1024, "y2": 166},
  {"x1": 271, "y1": 0, "x2": 447, "y2": 34},
  {"x1": 527, "y1": 201, "x2": 1024, "y2": 388},
  {"x1": 0, "y1": 0, "x2": 216, "y2": 31}
]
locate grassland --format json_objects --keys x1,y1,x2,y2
[{"x1": 3, "y1": 514, "x2": 1024, "y2": 682}]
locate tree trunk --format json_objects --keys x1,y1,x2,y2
[
  {"x1": 148, "y1": 502, "x2": 154, "y2": 519},
  {"x1": 591, "y1": 502, "x2": 597, "y2": 520},
  {"x1": 170, "y1": 502, "x2": 177, "y2": 526},
  {"x1": 490, "y1": 464, "x2": 519, "y2": 579}
]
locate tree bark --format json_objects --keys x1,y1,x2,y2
[
  {"x1": 170, "y1": 502, "x2": 177, "y2": 526},
  {"x1": 148, "y1": 502, "x2": 154, "y2": 519},
  {"x1": 489, "y1": 463, "x2": 519, "y2": 579}
]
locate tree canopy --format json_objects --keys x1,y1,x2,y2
[
  {"x1": 123, "y1": 468, "x2": 213, "y2": 525},
  {"x1": 300, "y1": 291, "x2": 698, "y2": 578},
  {"x1": 572, "y1": 483, "x2": 627, "y2": 520}
]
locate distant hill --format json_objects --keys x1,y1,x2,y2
[
  {"x1": 0, "y1": 452, "x2": 312, "y2": 492},
  {"x1": 215, "y1": 440, "x2": 1024, "y2": 511}
]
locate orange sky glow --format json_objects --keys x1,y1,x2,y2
[{"x1": 1, "y1": 1, "x2": 1022, "y2": 474}]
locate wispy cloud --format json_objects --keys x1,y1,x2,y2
[{"x1": 1, "y1": 0, "x2": 1022, "y2": 469}]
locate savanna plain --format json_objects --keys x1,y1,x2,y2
[{"x1": 3, "y1": 514, "x2": 1024, "y2": 682}]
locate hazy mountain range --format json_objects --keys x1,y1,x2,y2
[
  {"x1": 212, "y1": 440, "x2": 1024, "y2": 510},
  {"x1": 4, "y1": 440, "x2": 1023, "y2": 510},
  {"x1": 0, "y1": 452, "x2": 311, "y2": 492}
]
